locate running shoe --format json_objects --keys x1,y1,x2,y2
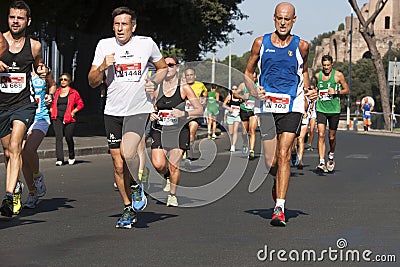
[
  {"x1": 166, "y1": 194, "x2": 178, "y2": 207},
  {"x1": 242, "y1": 145, "x2": 248, "y2": 155},
  {"x1": 271, "y1": 179, "x2": 277, "y2": 203},
  {"x1": 23, "y1": 194, "x2": 38, "y2": 209},
  {"x1": 131, "y1": 184, "x2": 147, "y2": 211},
  {"x1": 306, "y1": 144, "x2": 313, "y2": 151},
  {"x1": 270, "y1": 206, "x2": 286, "y2": 227},
  {"x1": 230, "y1": 145, "x2": 235, "y2": 152},
  {"x1": 163, "y1": 178, "x2": 171, "y2": 192},
  {"x1": 0, "y1": 195, "x2": 13, "y2": 217},
  {"x1": 291, "y1": 152, "x2": 297, "y2": 166},
  {"x1": 56, "y1": 161, "x2": 63, "y2": 166},
  {"x1": 211, "y1": 133, "x2": 217, "y2": 140},
  {"x1": 68, "y1": 158, "x2": 75, "y2": 165},
  {"x1": 297, "y1": 163, "x2": 303, "y2": 170},
  {"x1": 294, "y1": 154, "x2": 300, "y2": 167},
  {"x1": 327, "y1": 157, "x2": 335, "y2": 172},
  {"x1": 34, "y1": 173, "x2": 46, "y2": 197},
  {"x1": 184, "y1": 158, "x2": 192, "y2": 167},
  {"x1": 13, "y1": 181, "x2": 24, "y2": 215},
  {"x1": 316, "y1": 163, "x2": 328, "y2": 173},
  {"x1": 115, "y1": 208, "x2": 137, "y2": 229},
  {"x1": 113, "y1": 182, "x2": 118, "y2": 191},
  {"x1": 248, "y1": 150, "x2": 255, "y2": 160},
  {"x1": 207, "y1": 134, "x2": 211, "y2": 139}
]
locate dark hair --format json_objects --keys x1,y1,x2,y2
[
  {"x1": 321, "y1": 55, "x2": 333, "y2": 64},
  {"x1": 165, "y1": 56, "x2": 179, "y2": 65},
  {"x1": 112, "y1": 7, "x2": 137, "y2": 24},
  {"x1": 10, "y1": 0, "x2": 31, "y2": 18},
  {"x1": 59, "y1": 73, "x2": 72, "y2": 82}
]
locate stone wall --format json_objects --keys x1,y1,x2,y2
[{"x1": 313, "y1": 0, "x2": 400, "y2": 69}]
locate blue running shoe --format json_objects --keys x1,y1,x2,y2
[
  {"x1": 115, "y1": 208, "x2": 137, "y2": 229},
  {"x1": 131, "y1": 184, "x2": 147, "y2": 211}
]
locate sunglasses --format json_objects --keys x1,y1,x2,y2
[
  {"x1": 59, "y1": 78, "x2": 69, "y2": 81},
  {"x1": 167, "y1": 63, "x2": 177, "y2": 68}
]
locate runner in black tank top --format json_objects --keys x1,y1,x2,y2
[
  {"x1": 0, "y1": 37, "x2": 35, "y2": 110},
  {"x1": 151, "y1": 82, "x2": 189, "y2": 150}
]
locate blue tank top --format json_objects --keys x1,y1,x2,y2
[
  {"x1": 32, "y1": 74, "x2": 50, "y2": 122},
  {"x1": 258, "y1": 33, "x2": 304, "y2": 113}
]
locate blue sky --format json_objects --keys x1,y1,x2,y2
[{"x1": 211, "y1": 0, "x2": 369, "y2": 60}]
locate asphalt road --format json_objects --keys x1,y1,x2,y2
[{"x1": 0, "y1": 131, "x2": 399, "y2": 266}]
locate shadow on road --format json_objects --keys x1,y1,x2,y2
[
  {"x1": 244, "y1": 208, "x2": 309, "y2": 223},
  {"x1": 109, "y1": 211, "x2": 177, "y2": 228},
  {"x1": 0, "y1": 198, "x2": 76, "y2": 229}
]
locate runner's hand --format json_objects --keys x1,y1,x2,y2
[
  {"x1": 103, "y1": 53, "x2": 115, "y2": 69},
  {"x1": 44, "y1": 94, "x2": 52, "y2": 105},
  {"x1": 257, "y1": 85, "x2": 266, "y2": 100},
  {"x1": 0, "y1": 61, "x2": 9, "y2": 72},
  {"x1": 37, "y1": 63, "x2": 48, "y2": 79},
  {"x1": 145, "y1": 78, "x2": 156, "y2": 94},
  {"x1": 304, "y1": 88, "x2": 318, "y2": 101},
  {"x1": 150, "y1": 112, "x2": 159, "y2": 121}
]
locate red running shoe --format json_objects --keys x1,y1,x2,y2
[
  {"x1": 270, "y1": 206, "x2": 286, "y2": 227},
  {"x1": 271, "y1": 179, "x2": 277, "y2": 203}
]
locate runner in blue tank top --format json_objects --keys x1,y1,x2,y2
[
  {"x1": 244, "y1": 2, "x2": 318, "y2": 227},
  {"x1": 22, "y1": 71, "x2": 56, "y2": 209}
]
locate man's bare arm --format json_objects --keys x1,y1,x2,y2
[{"x1": 0, "y1": 33, "x2": 8, "y2": 57}]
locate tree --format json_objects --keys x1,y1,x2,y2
[{"x1": 348, "y1": 0, "x2": 391, "y2": 129}]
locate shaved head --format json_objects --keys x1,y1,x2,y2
[{"x1": 275, "y1": 2, "x2": 296, "y2": 17}]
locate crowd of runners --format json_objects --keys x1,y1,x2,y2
[{"x1": 1, "y1": 1, "x2": 352, "y2": 228}]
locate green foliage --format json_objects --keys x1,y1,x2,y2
[
  {"x1": 338, "y1": 23, "x2": 345, "y2": 31},
  {"x1": 5, "y1": 0, "x2": 246, "y2": 61}
]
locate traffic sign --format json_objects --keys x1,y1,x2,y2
[
  {"x1": 356, "y1": 99, "x2": 361, "y2": 106},
  {"x1": 388, "y1": 61, "x2": 400, "y2": 85}
]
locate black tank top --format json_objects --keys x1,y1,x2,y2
[
  {"x1": 57, "y1": 95, "x2": 68, "y2": 119},
  {"x1": 227, "y1": 91, "x2": 242, "y2": 107},
  {"x1": 154, "y1": 83, "x2": 187, "y2": 131},
  {"x1": 0, "y1": 37, "x2": 35, "y2": 110}
]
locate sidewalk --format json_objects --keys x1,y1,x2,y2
[{"x1": 0, "y1": 124, "x2": 220, "y2": 162}]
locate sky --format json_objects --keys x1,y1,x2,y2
[{"x1": 211, "y1": 0, "x2": 369, "y2": 60}]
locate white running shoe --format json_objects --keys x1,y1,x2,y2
[
  {"x1": 230, "y1": 145, "x2": 235, "y2": 152},
  {"x1": 56, "y1": 161, "x2": 63, "y2": 166},
  {"x1": 23, "y1": 194, "x2": 39, "y2": 209},
  {"x1": 327, "y1": 159, "x2": 335, "y2": 172},
  {"x1": 34, "y1": 173, "x2": 46, "y2": 197},
  {"x1": 316, "y1": 163, "x2": 328, "y2": 173},
  {"x1": 68, "y1": 158, "x2": 75, "y2": 165},
  {"x1": 163, "y1": 178, "x2": 171, "y2": 192},
  {"x1": 166, "y1": 194, "x2": 178, "y2": 207}
]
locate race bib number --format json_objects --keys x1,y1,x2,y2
[
  {"x1": 114, "y1": 56, "x2": 142, "y2": 82},
  {"x1": 365, "y1": 111, "x2": 371, "y2": 116},
  {"x1": 158, "y1": 110, "x2": 178, "y2": 126},
  {"x1": 185, "y1": 100, "x2": 194, "y2": 111},
  {"x1": 319, "y1": 89, "x2": 333, "y2": 101},
  {"x1": 229, "y1": 105, "x2": 240, "y2": 117},
  {"x1": 35, "y1": 95, "x2": 41, "y2": 113},
  {"x1": 261, "y1": 92, "x2": 290, "y2": 113},
  {"x1": 0, "y1": 73, "x2": 26, "y2": 93},
  {"x1": 244, "y1": 99, "x2": 255, "y2": 110}
]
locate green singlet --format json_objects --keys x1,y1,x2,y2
[
  {"x1": 207, "y1": 91, "x2": 219, "y2": 115},
  {"x1": 316, "y1": 70, "x2": 341, "y2": 114}
]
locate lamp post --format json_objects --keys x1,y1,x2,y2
[
  {"x1": 347, "y1": 13, "x2": 353, "y2": 130},
  {"x1": 391, "y1": 57, "x2": 397, "y2": 132},
  {"x1": 228, "y1": 33, "x2": 232, "y2": 90}
]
